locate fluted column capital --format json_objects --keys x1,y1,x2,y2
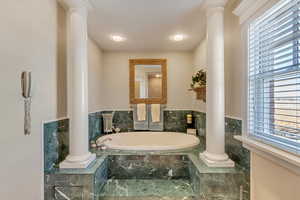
[
  {"x1": 203, "y1": 0, "x2": 228, "y2": 8},
  {"x1": 203, "y1": 0, "x2": 228, "y2": 17},
  {"x1": 58, "y1": 0, "x2": 92, "y2": 11}
]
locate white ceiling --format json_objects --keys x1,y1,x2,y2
[{"x1": 88, "y1": 0, "x2": 206, "y2": 51}]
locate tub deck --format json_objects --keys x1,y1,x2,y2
[
  {"x1": 44, "y1": 137, "x2": 250, "y2": 200},
  {"x1": 96, "y1": 132, "x2": 200, "y2": 151}
]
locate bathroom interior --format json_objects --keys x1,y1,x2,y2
[{"x1": 1, "y1": 0, "x2": 300, "y2": 199}]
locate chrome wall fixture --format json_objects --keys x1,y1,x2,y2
[{"x1": 21, "y1": 71, "x2": 32, "y2": 135}]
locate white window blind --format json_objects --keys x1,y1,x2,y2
[{"x1": 248, "y1": 0, "x2": 300, "y2": 154}]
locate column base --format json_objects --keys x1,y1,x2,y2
[
  {"x1": 200, "y1": 151, "x2": 235, "y2": 168},
  {"x1": 59, "y1": 153, "x2": 96, "y2": 169}
]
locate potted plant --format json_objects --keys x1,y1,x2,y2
[{"x1": 189, "y1": 69, "x2": 206, "y2": 102}]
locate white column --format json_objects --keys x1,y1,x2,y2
[
  {"x1": 200, "y1": 0, "x2": 234, "y2": 167},
  {"x1": 59, "y1": 0, "x2": 96, "y2": 169}
]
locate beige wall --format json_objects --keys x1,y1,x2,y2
[
  {"x1": 192, "y1": 0, "x2": 243, "y2": 118},
  {"x1": 57, "y1": 4, "x2": 67, "y2": 117},
  {"x1": 101, "y1": 51, "x2": 194, "y2": 110},
  {"x1": 0, "y1": 0, "x2": 58, "y2": 199},
  {"x1": 88, "y1": 39, "x2": 104, "y2": 112},
  {"x1": 251, "y1": 152, "x2": 300, "y2": 200},
  {"x1": 0, "y1": 2, "x2": 104, "y2": 199},
  {"x1": 192, "y1": 39, "x2": 207, "y2": 112},
  {"x1": 224, "y1": 0, "x2": 243, "y2": 118},
  {"x1": 193, "y1": 39, "x2": 207, "y2": 72}
]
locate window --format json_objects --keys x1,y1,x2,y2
[{"x1": 248, "y1": 0, "x2": 300, "y2": 154}]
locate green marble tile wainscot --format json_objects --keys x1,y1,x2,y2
[
  {"x1": 89, "y1": 112, "x2": 103, "y2": 140},
  {"x1": 224, "y1": 117, "x2": 250, "y2": 173},
  {"x1": 164, "y1": 110, "x2": 193, "y2": 132},
  {"x1": 112, "y1": 111, "x2": 134, "y2": 132},
  {"x1": 192, "y1": 111, "x2": 243, "y2": 137},
  {"x1": 44, "y1": 112, "x2": 104, "y2": 173},
  {"x1": 44, "y1": 119, "x2": 69, "y2": 172},
  {"x1": 193, "y1": 111, "x2": 206, "y2": 136},
  {"x1": 107, "y1": 110, "x2": 196, "y2": 133},
  {"x1": 101, "y1": 111, "x2": 134, "y2": 132},
  {"x1": 225, "y1": 117, "x2": 242, "y2": 133},
  {"x1": 193, "y1": 111, "x2": 250, "y2": 173}
]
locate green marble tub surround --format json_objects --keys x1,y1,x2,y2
[
  {"x1": 94, "y1": 145, "x2": 249, "y2": 200},
  {"x1": 94, "y1": 157, "x2": 109, "y2": 197},
  {"x1": 45, "y1": 172, "x2": 94, "y2": 200},
  {"x1": 188, "y1": 153, "x2": 248, "y2": 199},
  {"x1": 44, "y1": 110, "x2": 250, "y2": 200},
  {"x1": 99, "y1": 179, "x2": 195, "y2": 198},
  {"x1": 99, "y1": 155, "x2": 196, "y2": 200},
  {"x1": 45, "y1": 149, "x2": 249, "y2": 200},
  {"x1": 108, "y1": 155, "x2": 190, "y2": 179},
  {"x1": 44, "y1": 156, "x2": 108, "y2": 200}
]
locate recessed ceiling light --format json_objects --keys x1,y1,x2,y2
[
  {"x1": 170, "y1": 34, "x2": 187, "y2": 42},
  {"x1": 110, "y1": 35, "x2": 126, "y2": 42}
]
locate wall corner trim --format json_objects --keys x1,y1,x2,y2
[
  {"x1": 233, "y1": 0, "x2": 271, "y2": 24},
  {"x1": 235, "y1": 135, "x2": 300, "y2": 175},
  {"x1": 57, "y1": 0, "x2": 93, "y2": 11}
]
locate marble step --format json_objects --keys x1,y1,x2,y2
[{"x1": 98, "y1": 179, "x2": 196, "y2": 199}]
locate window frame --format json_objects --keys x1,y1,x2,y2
[{"x1": 247, "y1": 0, "x2": 300, "y2": 155}]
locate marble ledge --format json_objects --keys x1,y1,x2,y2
[
  {"x1": 47, "y1": 155, "x2": 107, "y2": 175},
  {"x1": 188, "y1": 153, "x2": 244, "y2": 174},
  {"x1": 90, "y1": 146, "x2": 245, "y2": 175},
  {"x1": 235, "y1": 135, "x2": 300, "y2": 175}
]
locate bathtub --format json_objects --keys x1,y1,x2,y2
[{"x1": 96, "y1": 132, "x2": 200, "y2": 151}]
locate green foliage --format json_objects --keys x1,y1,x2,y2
[{"x1": 191, "y1": 69, "x2": 206, "y2": 88}]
